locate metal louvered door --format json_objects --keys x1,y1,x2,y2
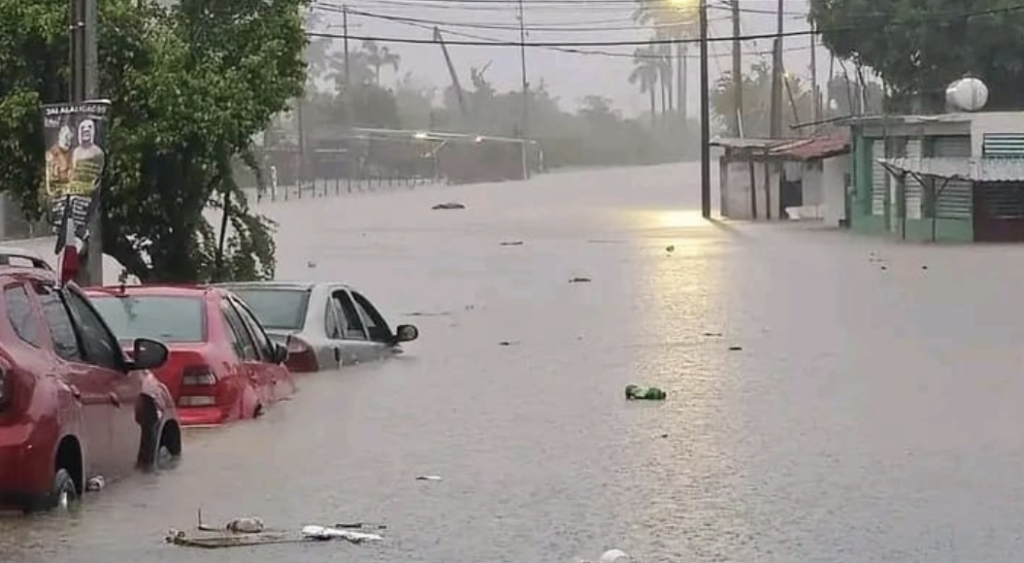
[
  {"x1": 904, "y1": 140, "x2": 923, "y2": 220},
  {"x1": 931, "y1": 136, "x2": 973, "y2": 222},
  {"x1": 871, "y1": 140, "x2": 888, "y2": 223}
]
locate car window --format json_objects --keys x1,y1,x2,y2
[
  {"x1": 230, "y1": 298, "x2": 275, "y2": 362},
  {"x1": 90, "y1": 295, "x2": 205, "y2": 342},
  {"x1": 351, "y1": 292, "x2": 392, "y2": 342},
  {"x1": 221, "y1": 301, "x2": 258, "y2": 361},
  {"x1": 33, "y1": 283, "x2": 82, "y2": 363},
  {"x1": 227, "y1": 288, "x2": 310, "y2": 331},
  {"x1": 5, "y1": 284, "x2": 41, "y2": 347},
  {"x1": 325, "y1": 299, "x2": 341, "y2": 339},
  {"x1": 331, "y1": 290, "x2": 366, "y2": 340},
  {"x1": 63, "y1": 290, "x2": 122, "y2": 371}
]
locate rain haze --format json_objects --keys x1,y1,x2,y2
[{"x1": 308, "y1": 0, "x2": 819, "y2": 117}]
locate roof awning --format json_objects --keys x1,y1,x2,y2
[{"x1": 877, "y1": 157, "x2": 1024, "y2": 182}]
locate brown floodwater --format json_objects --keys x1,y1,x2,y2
[{"x1": 4, "y1": 163, "x2": 1024, "y2": 563}]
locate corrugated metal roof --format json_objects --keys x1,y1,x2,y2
[
  {"x1": 709, "y1": 138, "x2": 781, "y2": 149},
  {"x1": 768, "y1": 134, "x2": 850, "y2": 160},
  {"x1": 877, "y1": 157, "x2": 1024, "y2": 182}
]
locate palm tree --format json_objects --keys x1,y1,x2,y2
[
  {"x1": 629, "y1": 46, "x2": 660, "y2": 127},
  {"x1": 362, "y1": 40, "x2": 401, "y2": 86},
  {"x1": 657, "y1": 42, "x2": 674, "y2": 117},
  {"x1": 632, "y1": 0, "x2": 698, "y2": 121}
]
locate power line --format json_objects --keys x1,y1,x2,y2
[
  {"x1": 305, "y1": 3, "x2": 1024, "y2": 47},
  {"x1": 322, "y1": 5, "x2": 816, "y2": 60}
]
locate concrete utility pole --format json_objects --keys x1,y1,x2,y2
[
  {"x1": 343, "y1": 5, "x2": 351, "y2": 88},
  {"x1": 810, "y1": 22, "x2": 820, "y2": 127},
  {"x1": 517, "y1": 0, "x2": 530, "y2": 179},
  {"x1": 730, "y1": 0, "x2": 742, "y2": 137},
  {"x1": 71, "y1": 0, "x2": 102, "y2": 285},
  {"x1": 699, "y1": 0, "x2": 711, "y2": 218},
  {"x1": 769, "y1": 0, "x2": 784, "y2": 139}
]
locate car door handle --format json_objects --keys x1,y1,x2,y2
[{"x1": 108, "y1": 392, "x2": 121, "y2": 407}]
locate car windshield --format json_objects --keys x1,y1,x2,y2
[
  {"x1": 90, "y1": 295, "x2": 205, "y2": 343},
  {"x1": 228, "y1": 288, "x2": 310, "y2": 331}
]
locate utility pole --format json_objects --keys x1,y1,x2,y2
[
  {"x1": 70, "y1": 0, "x2": 102, "y2": 285},
  {"x1": 730, "y1": 0, "x2": 742, "y2": 137},
  {"x1": 810, "y1": 22, "x2": 820, "y2": 128},
  {"x1": 343, "y1": 6, "x2": 351, "y2": 88},
  {"x1": 699, "y1": 0, "x2": 711, "y2": 218},
  {"x1": 517, "y1": 0, "x2": 530, "y2": 179},
  {"x1": 769, "y1": 0, "x2": 784, "y2": 139}
]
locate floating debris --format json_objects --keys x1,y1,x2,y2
[
  {"x1": 600, "y1": 549, "x2": 631, "y2": 563},
  {"x1": 728, "y1": 345, "x2": 743, "y2": 351},
  {"x1": 665, "y1": 245, "x2": 675, "y2": 253},
  {"x1": 432, "y1": 202, "x2": 466, "y2": 210},
  {"x1": 302, "y1": 525, "x2": 383, "y2": 543},
  {"x1": 922, "y1": 265, "x2": 929, "y2": 270},
  {"x1": 702, "y1": 331, "x2": 723, "y2": 337},
  {"x1": 880, "y1": 265, "x2": 889, "y2": 271},
  {"x1": 569, "y1": 277, "x2": 592, "y2": 284},
  {"x1": 416, "y1": 475, "x2": 443, "y2": 481},
  {"x1": 226, "y1": 517, "x2": 265, "y2": 534},
  {"x1": 86, "y1": 476, "x2": 105, "y2": 492},
  {"x1": 335, "y1": 522, "x2": 388, "y2": 530},
  {"x1": 498, "y1": 341, "x2": 520, "y2": 347},
  {"x1": 625, "y1": 385, "x2": 667, "y2": 401},
  {"x1": 500, "y1": 241, "x2": 524, "y2": 246},
  {"x1": 405, "y1": 311, "x2": 451, "y2": 318},
  {"x1": 306, "y1": 260, "x2": 317, "y2": 269}
]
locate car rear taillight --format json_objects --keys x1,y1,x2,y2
[
  {"x1": 286, "y1": 336, "x2": 319, "y2": 372},
  {"x1": 287, "y1": 337, "x2": 310, "y2": 354},
  {"x1": 181, "y1": 365, "x2": 217, "y2": 386},
  {"x1": 178, "y1": 365, "x2": 218, "y2": 408}
]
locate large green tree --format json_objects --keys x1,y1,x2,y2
[
  {"x1": 0, "y1": 0, "x2": 308, "y2": 282},
  {"x1": 809, "y1": 0, "x2": 1024, "y2": 111}
]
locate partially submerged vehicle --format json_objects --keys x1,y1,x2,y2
[
  {"x1": 217, "y1": 281, "x2": 418, "y2": 371},
  {"x1": 0, "y1": 256, "x2": 180, "y2": 512},
  {"x1": 86, "y1": 285, "x2": 295, "y2": 426}
]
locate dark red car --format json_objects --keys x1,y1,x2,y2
[
  {"x1": 0, "y1": 261, "x2": 179, "y2": 512},
  {"x1": 86, "y1": 285, "x2": 295, "y2": 426}
]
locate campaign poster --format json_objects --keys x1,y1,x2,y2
[{"x1": 41, "y1": 100, "x2": 110, "y2": 237}]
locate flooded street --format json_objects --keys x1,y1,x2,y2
[{"x1": 6, "y1": 162, "x2": 1024, "y2": 562}]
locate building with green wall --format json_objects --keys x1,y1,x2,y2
[{"x1": 847, "y1": 112, "x2": 1024, "y2": 242}]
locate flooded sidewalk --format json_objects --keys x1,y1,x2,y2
[{"x1": 6, "y1": 162, "x2": 1024, "y2": 563}]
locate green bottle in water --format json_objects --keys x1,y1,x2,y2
[{"x1": 625, "y1": 384, "x2": 666, "y2": 400}]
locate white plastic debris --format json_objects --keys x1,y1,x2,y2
[
  {"x1": 301, "y1": 525, "x2": 384, "y2": 543},
  {"x1": 226, "y1": 517, "x2": 265, "y2": 534},
  {"x1": 600, "y1": 549, "x2": 630, "y2": 563},
  {"x1": 86, "y1": 476, "x2": 105, "y2": 492},
  {"x1": 416, "y1": 475, "x2": 443, "y2": 481}
]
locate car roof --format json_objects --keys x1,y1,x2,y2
[
  {"x1": 215, "y1": 281, "x2": 349, "y2": 292},
  {"x1": 0, "y1": 246, "x2": 54, "y2": 272},
  {"x1": 84, "y1": 284, "x2": 218, "y2": 298}
]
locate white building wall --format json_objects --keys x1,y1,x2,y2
[
  {"x1": 822, "y1": 155, "x2": 850, "y2": 227},
  {"x1": 969, "y1": 111, "x2": 1024, "y2": 156}
]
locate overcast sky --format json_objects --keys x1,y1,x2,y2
[{"x1": 308, "y1": 0, "x2": 824, "y2": 117}]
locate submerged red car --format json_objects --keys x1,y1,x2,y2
[
  {"x1": 86, "y1": 285, "x2": 295, "y2": 426},
  {"x1": 0, "y1": 250, "x2": 180, "y2": 512}
]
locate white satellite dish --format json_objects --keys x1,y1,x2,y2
[{"x1": 946, "y1": 77, "x2": 989, "y2": 112}]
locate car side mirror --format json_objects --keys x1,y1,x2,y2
[
  {"x1": 272, "y1": 342, "x2": 289, "y2": 364},
  {"x1": 128, "y1": 338, "x2": 169, "y2": 371},
  {"x1": 394, "y1": 324, "x2": 419, "y2": 344}
]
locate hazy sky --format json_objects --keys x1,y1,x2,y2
[{"x1": 308, "y1": 0, "x2": 825, "y2": 117}]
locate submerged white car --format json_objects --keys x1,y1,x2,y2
[{"x1": 215, "y1": 281, "x2": 419, "y2": 371}]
